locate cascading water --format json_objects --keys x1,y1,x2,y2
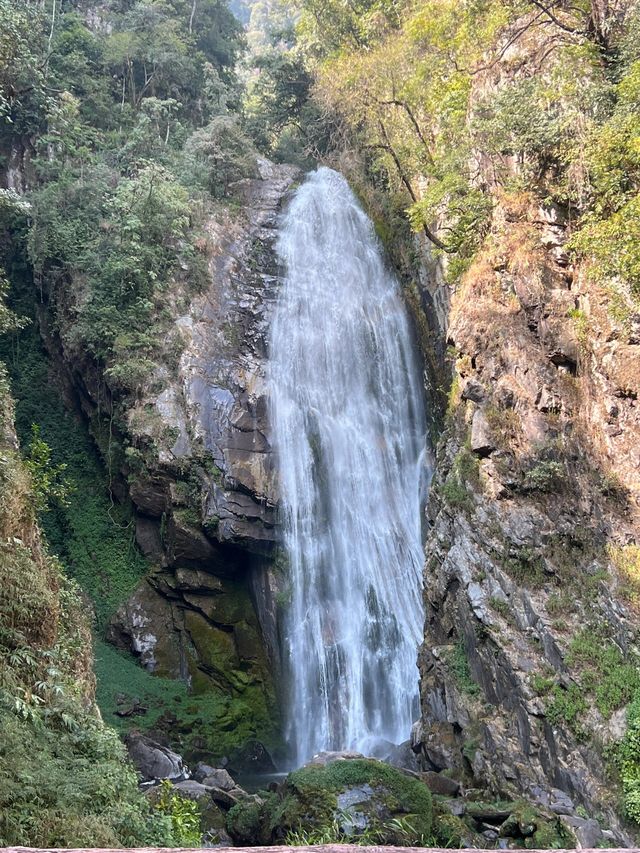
[{"x1": 268, "y1": 167, "x2": 429, "y2": 768}]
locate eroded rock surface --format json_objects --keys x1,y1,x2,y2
[
  {"x1": 103, "y1": 161, "x2": 299, "y2": 712},
  {"x1": 412, "y1": 68, "x2": 640, "y2": 848}
]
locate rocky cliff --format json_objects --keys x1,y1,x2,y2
[
  {"x1": 37, "y1": 157, "x2": 299, "y2": 757},
  {"x1": 409, "y1": 19, "x2": 640, "y2": 847}
]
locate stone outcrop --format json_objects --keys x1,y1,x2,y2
[
  {"x1": 410, "y1": 30, "x2": 640, "y2": 844},
  {"x1": 34, "y1": 158, "x2": 298, "y2": 744},
  {"x1": 101, "y1": 160, "x2": 298, "y2": 714},
  {"x1": 125, "y1": 731, "x2": 188, "y2": 782},
  {"x1": 122, "y1": 157, "x2": 299, "y2": 560}
]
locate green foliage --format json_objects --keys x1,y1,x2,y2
[
  {"x1": 94, "y1": 638, "x2": 278, "y2": 761},
  {"x1": 155, "y1": 780, "x2": 202, "y2": 846},
  {"x1": 568, "y1": 23, "x2": 640, "y2": 303},
  {"x1": 522, "y1": 460, "x2": 565, "y2": 493},
  {"x1": 617, "y1": 694, "x2": 640, "y2": 825},
  {"x1": 0, "y1": 365, "x2": 177, "y2": 847},
  {"x1": 546, "y1": 684, "x2": 588, "y2": 738},
  {"x1": 0, "y1": 0, "x2": 255, "y2": 392},
  {"x1": 29, "y1": 158, "x2": 195, "y2": 369},
  {"x1": 0, "y1": 267, "x2": 27, "y2": 336},
  {"x1": 284, "y1": 814, "x2": 379, "y2": 846},
  {"x1": 0, "y1": 303, "x2": 149, "y2": 628},
  {"x1": 530, "y1": 673, "x2": 555, "y2": 696},
  {"x1": 187, "y1": 115, "x2": 258, "y2": 197},
  {"x1": 0, "y1": 704, "x2": 178, "y2": 847},
  {"x1": 229, "y1": 759, "x2": 433, "y2": 845},
  {"x1": 0, "y1": 0, "x2": 48, "y2": 138},
  {"x1": 502, "y1": 545, "x2": 547, "y2": 588},
  {"x1": 447, "y1": 640, "x2": 480, "y2": 697},
  {"x1": 489, "y1": 596, "x2": 514, "y2": 624},
  {"x1": 24, "y1": 425, "x2": 71, "y2": 513},
  {"x1": 566, "y1": 628, "x2": 640, "y2": 718},
  {"x1": 244, "y1": 47, "x2": 327, "y2": 163},
  {"x1": 547, "y1": 624, "x2": 640, "y2": 750},
  {"x1": 441, "y1": 444, "x2": 479, "y2": 509}
]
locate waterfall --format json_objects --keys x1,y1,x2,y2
[{"x1": 268, "y1": 167, "x2": 428, "y2": 768}]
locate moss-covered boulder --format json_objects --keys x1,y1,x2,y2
[{"x1": 226, "y1": 758, "x2": 433, "y2": 845}]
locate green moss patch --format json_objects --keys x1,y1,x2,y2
[
  {"x1": 95, "y1": 639, "x2": 278, "y2": 762},
  {"x1": 227, "y1": 758, "x2": 433, "y2": 845}
]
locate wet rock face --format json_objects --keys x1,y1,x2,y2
[
  {"x1": 125, "y1": 731, "x2": 187, "y2": 782},
  {"x1": 127, "y1": 158, "x2": 300, "y2": 559}
]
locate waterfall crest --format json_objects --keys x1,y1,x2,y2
[{"x1": 268, "y1": 167, "x2": 428, "y2": 768}]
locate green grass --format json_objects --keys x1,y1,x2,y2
[
  {"x1": 440, "y1": 444, "x2": 480, "y2": 510},
  {"x1": 567, "y1": 629, "x2": 640, "y2": 718},
  {"x1": 546, "y1": 684, "x2": 588, "y2": 739},
  {"x1": 94, "y1": 639, "x2": 277, "y2": 760},
  {"x1": 0, "y1": 281, "x2": 149, "y2": 628},
  {"x1": 447, "y1": 640, "x2": 481, "y2": 697}
]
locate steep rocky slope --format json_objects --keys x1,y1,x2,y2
[
  {"x1": 40, "y1": 158, "x2": 299, "y2": 755},
  {"x1": 0, "y1": 364, "x2": 179, "y2": 846},
  {"x1": 406, "y1": 19, "x2": 640, "y2": 847}
]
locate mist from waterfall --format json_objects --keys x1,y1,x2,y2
[{"x1": 268, "y1": 167, "x2": 429, "y2": 768}]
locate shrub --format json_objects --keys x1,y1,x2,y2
[
  {"x1": 522, "y1": 461, "x2": 564, "y2": 493},
  {"x1": 616, "y1": 694, "x2": 640, "y2": 825},
  {"x1": 546, "y1": 684, "x2": 588, "y2": 738},
  {"x1": 447, "y1": 640, "x2": 480, "y2": 697},
  {"x1": 187, "y1": 116, "x2": 258, "y2": 198},
  {"x1": 155, "y1": 780, "x2": 202, "y2": 846},
  {"x1": 229, "y1": 759, "x2": 433, "y2": 846},
  {"x1": 440, "y1": 445, "x2": 479, "y2": 509},
  {"x1": 567, "y1": 629, "x2": 640, "y2": 718}
]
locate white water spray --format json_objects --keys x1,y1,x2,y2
[{"x1": 268, "y1": 167, "x2": 428, "y2": 768}]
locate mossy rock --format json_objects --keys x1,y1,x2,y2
[
  {"x1": 226, "y1": 758, "x2": 432, "y2": 845},
  {"x1": 433, "y1": 811, "x2": 483, "y2": 848},
  {"x1": 227, "y1": 794, "x2": 277, "y2": 845}
]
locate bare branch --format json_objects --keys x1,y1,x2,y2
[{"x1": 377, "y1": 120, "x2": 452, "y2": 253}]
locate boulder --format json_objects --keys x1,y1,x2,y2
[
  {"x1": 193, "y1": 761, "x2": 217, "y2": 782},
  {"x1": 172, "y1": 779, "x2": 210, "y2": 801},
  {"x1": 228, "y1": 739, "x2": 276, "y2": 774},
  {"x1": 562, "y1": 816, "x2": 603, "y2": 848},
  {"x1": 307, "y1": 750, "x2": 365, "y2": 766},
  {"x1": 421, "y1": 770, "x2": 461, "y2": 796},
  {"x1": 385, "y1": 739, "x2": 421, "y2": 772},
  {"x1": 470, "y1": 409, "x2": 495, "y2": 457},
  {"x1": 226, "y1": 757, "x2": 432, "y2": 846},
  {"x1": 201, "y1": 768, "x2": 236, "y2": 791},
  {"x1": 166, "y1": 780, "x2": 229, "y2": 839},
  {"x1": 106, "y1": 581, "x2": 177, "y2": 675},
  {"x1": 461, "y1": 377, "x2": 486, "y2": 403},
  {"x1": 125, "y1": 732, "x2": 186, "y2": 782}
]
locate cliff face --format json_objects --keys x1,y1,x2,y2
[
  {"x1": 37, "y1": 157, "x2": 299, "y2": 752},
  {"x1": 411, "y1": 24, "x2": 640, "y2": 846}
]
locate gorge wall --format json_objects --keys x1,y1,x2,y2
[
  {"x1": 41, "y1": 158, "x2": 301, "y2": 758},
  {"x1": 302, "y1": 3, "x2": 640, "y2": 843},
  {"x1": 403, "y1": 17, "x2": 640, "y2": 848}
]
